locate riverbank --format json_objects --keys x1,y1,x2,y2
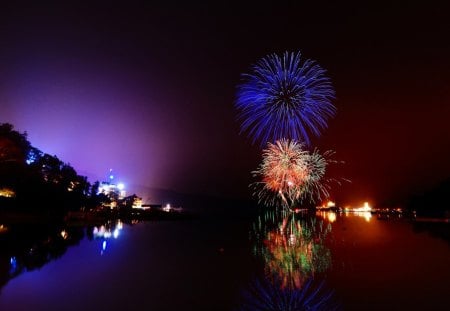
[{"x1": 0, "y1": 207, "x2": 194, "y2": 227}]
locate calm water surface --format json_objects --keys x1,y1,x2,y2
[{"x1": 0, "y1": 211, "x2": 448, "y2": 310}]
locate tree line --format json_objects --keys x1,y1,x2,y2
[{"x1": 0, "y1": 123, "x2": 100, "y2": 214}]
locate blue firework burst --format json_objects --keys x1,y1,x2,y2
[{"x1": 236, "y1": 51, "x2": 336, "y2": 146}]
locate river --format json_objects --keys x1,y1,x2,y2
[{"x1": 0, "y1": 210, "x2": 448, "y2": 310}]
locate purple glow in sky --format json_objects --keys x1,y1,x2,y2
[{"x1": 3, "y1": 59, "x2": 176, "y2": 189}]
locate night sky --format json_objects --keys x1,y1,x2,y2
[{"x1": 1, "y1": 1, "x2": 449, "y2": 206}]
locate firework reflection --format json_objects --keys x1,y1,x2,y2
[
  {"x1": 238, "y1": 276, "x2": 340, "y2": 311},
  {"x1": 251, "y1": 209, "x2": 332, "y2": 289}
]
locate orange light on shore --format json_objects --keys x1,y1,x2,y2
[
  {"x1": 361, "y1": 201, "x2": 372, "y2": 212},
  {"x1": 317, "y1": 200, "x2": 335, "y2": 210},
  {"x1": 60, "y1": 230, "x2": 68, "y2": 239},
  {"x1": 350, "y1": 202, "x2": 372, "y2": 213}
]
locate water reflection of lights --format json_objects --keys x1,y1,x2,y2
[
  {"x1": 317, "y1": 211, "x2": 372, "y2": 222},
  {"x1": 93, "y1": 220, "x2": 124, "y2": 240},
  {"x1": 9, "y1": 256, "x2": 18, "y2": 275},
  {"x1": 252, "y1": 210, "x2": 332, "y2": 289},
  {"x1": 316, "y1": 211, "x2": 337, "y2": 223},
  {"x1": 358, "y1": 211, "x2": 372, "y2": 222},
  {"x1": 92, "y1": 220, "x2": 124, "y2": 255},
  {"x1": 343, "y1": 211, "x2": 372, "y2": 222}
]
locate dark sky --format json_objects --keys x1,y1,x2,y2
[{"x1": 1, "y1": 1, "x2": 449, "y2": 206}]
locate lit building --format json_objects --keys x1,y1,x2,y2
[
  {"x1": 98, "y1": 182, "x2": 126, "y2": 199},
  {"x1": 97, "y1": 170, "x2": 126, "y2": 199},
  {"x1": 132, "y1": 197, "x2": 143, "y2": 209}
]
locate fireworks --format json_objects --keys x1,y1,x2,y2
[
  {"x1": 300, "y1": 149, "x2": 335, "y2": 203},
  {"x1": 252, "y1": 139, "x2": 308, "y2": 207},
  {"x1": 252, "y1": 139, "x2": 335, "y2": 208},
  {"x1": 236, "y1": 51, "x2": 335, "y2": 146}
]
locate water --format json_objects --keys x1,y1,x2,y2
[{"x1": 0, "y1": 211, "x2": 448, "y2": 310}]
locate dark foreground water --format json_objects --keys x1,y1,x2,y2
[{"x1": 0, "y1": 211, "x2": 449, "y2": 310}]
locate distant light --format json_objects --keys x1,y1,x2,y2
[
  {"x1": 327, "y1": 201, "x2": 336, "y2": 208},
  {"x1": 109, "y1": 175, "x2": 114, "y2": 180},
  {"x1": 0, "y1": 188, "x2": 15, "y2": 198},
  {"x1": 357, "y1": 202, "x2": 372, "y2": 212},
  {"x1": 344, "y1": 202, "x2": 372, "y2": 213},
  {"x1": 117, "y1": 183, "x2": 125, "y2": 190},
  {"x1": 26, "y1": 152, "x2": 36, "y2": 165},
  {"x1": 113, "y1": 228, "x2": 119, "y2": 239},
  {"x1": 102, "y1": 240, "x2": 107, "y2": 251},
  {"x1": 60, "y1": 230, "x2": 68, "y2": 239}
]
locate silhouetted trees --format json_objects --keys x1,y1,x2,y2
[
  {"x1": 0, "y1": 123, "x2": 31, "y2": 164},
  {"x1": 0, "y1": 123, "x2": 95, "y2": 214}
]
